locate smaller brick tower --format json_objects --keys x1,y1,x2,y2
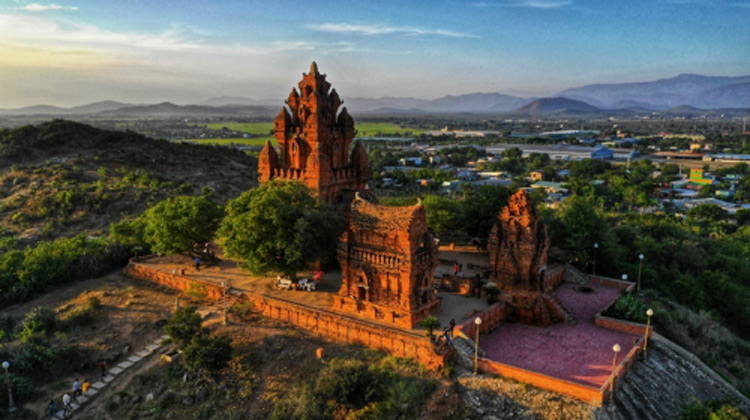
[
  {"x1": 258, "y1": 62, "x2": 370, "y2": 205},
  {"x1": 335, "y1": 195, "x2": 440, "y2": 328},
  {"x1": 488, "y1": 189, "x2": 565, "y2": 326}
]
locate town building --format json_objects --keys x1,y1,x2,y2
[{"x1": 485, "y1": 143, "x2": 614, "y2": 160}]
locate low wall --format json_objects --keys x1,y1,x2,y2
[
  {"x1": 587, "y1": 274, "x2": 636, "y2": 292},
  {"x1": 454, "y1": 301, "x2": 506, "y2": 339},
  {"x1": 543, "y1": 264, "x2": 566, "y2": 292},
  {"x1": 440, "y1": 274, "x2": 476, "y2": 296},
  {"x1": 595, "y1": 315, "x2": 649, "y2": 336},
  {"x1": 601, "y1": 336, "x2": 645, "y2": 404},
  {"x1": 125, "y1": 261, "x2": 452, "y2": 370}
]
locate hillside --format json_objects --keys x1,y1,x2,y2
[
  {"x1": 0, "y1": 120, "x2": 257, "y2": 245},
  {"x1": 513, "y1": 97, "x2": 601, "y2": 115}
]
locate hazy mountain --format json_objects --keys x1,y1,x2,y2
[
  {"x1": 558, "y1": 74, "x2": 750, "y2": 109},
  {"x1": 513, "y1": 97, "x2": 601, "y2": 115},
  {"x1": 422, "y1": 93, "x2": 530, "y2": 113},
  {"x1": 69, "y1": 100, "x2": 133, "y2": 114},
  {"x1": 199, "y1": 96, "x2": 269, "y2": 107},
  {"x1": 96, "y1": 102, "x2": 275, "y2": 118},
  {"x1": 0, "y1": 105, "x2": 69, "y2": 115},
  {"x1": 342, "y1": 96, "x2": 431, "y2": 113}
]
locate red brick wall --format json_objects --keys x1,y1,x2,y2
[
  {"x1": 477, "y1": 358, "x2": 604, "y2": 405},
  {"x1": 125, "y1": 262, "x2": 452, "y2": 370},
  {"x1": 455, "y1": 302, "x2": 507, "y2": 339},
  {"x1": 595, "y1": 315, "x2": 649, "y2": 336},
  {"x1": 543, "y1": 264, "x2": 565, "y2": 292}
]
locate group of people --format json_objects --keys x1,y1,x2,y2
[
  {"x1": 48, "y1": 361, "x2": 107, "y2": 419},
  {"x1": 441, "y1": 319, "x2": 457, "y2": 346}
]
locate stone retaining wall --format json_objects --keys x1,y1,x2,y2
[{"x1": 125, "y1": 260, "x2": 452, "y2": 371}]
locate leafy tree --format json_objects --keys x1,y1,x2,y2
[
  {"x1": 219, "y1": 181, "x2": 344, "y2": 277},
  {"x1": 418, "y1": 315, "x2": 440, "y2": 338},
  {"x1": 501, "y1": 147, "x2": 522, "y2": 159},
  {"x1": 183, "y1": 333, "x2": 232, "y2": 372},
  {"x1": 570, "y1": 159, "x2": 611, "y2": 179},
  {"x1": 458, "y1": 184, "x2": 511, "y2": 244},
  {"x1": 422, "y1": 195, "x2": 460, "y2": 237},
  {"x1": 687, "y1": 204, "x2": 728, "y2": 222},
  {"x1": 164, "y1": 306, "x2": 204, "y2": 348},
  {"x1": 735, "y1": 208, "x2": 750, "y2": 226},
  {"x1": 140, "y1": 196, "x2": 224, "y2": 255}
]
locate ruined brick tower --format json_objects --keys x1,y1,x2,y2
[
  {"x1": 335, "y1": 195, "x2": 441, "y2": 328},
  {"x1": 488, "y1": 189, "x2": 565, "y2": 326},
  {"x1": 488, "y1": 189, "x2": 550, "y2": 292},
  {"x1": 258, "y1": 62, "x2": 371, "y2": 204}
]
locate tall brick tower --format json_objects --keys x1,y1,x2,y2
[{"x1": 258, "y1": 62, "x2": 371, "y2": 204}]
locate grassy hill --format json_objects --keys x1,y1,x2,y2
[{"x1": 0, "y1": 120, "x2": 258, "y2": 245}]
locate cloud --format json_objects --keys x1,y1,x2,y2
[
  {"x1": 309, "y1": 23, "x2": 478, "y2": 39},
  {"x1": 515, "y1": 0, "x2": 572, "y2": 8},
  {"x1": 17, "y1": 3, "x2": 78, "y2": 12}
]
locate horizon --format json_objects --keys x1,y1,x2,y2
[{"x1": 1, "y1": 0, "x2": 749, "y2": 108}]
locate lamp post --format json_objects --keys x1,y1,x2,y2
[
  {"x1": 637, "y1": 254, "x2": 645, "y2": 292},
  {"x1": 644, "y1": 308, "x2": 654, "y2": 359},
  {"x1": 473, "y1": 317, "x2": 482, "y2": 375},
  {"x1": 222, "y1": 281, "x2": 228, "y2": 326},
  {"x1": 593, "y1": 243, "x2": 599, "y2": 275},
  {"x1": 621, "y1": 274, "x2": 627, "y2": 290},
  {"x1": 609, "y1": 344, "x2": 621, "y2": 405},
  {"x1": 2, "y1": 360, "x2": 15, "y2": 413}
]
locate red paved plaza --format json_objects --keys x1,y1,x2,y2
[{"x1": 481, "y1": 282, "x2": 639, "y2": 388}]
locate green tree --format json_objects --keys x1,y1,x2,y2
[
  {"x1": 458, "y1": 184, "x2": 511, "y2": 245},
  {"x1": 183, "y1": 333, "x2": 232, "y2": 372},
  {"x1": 140, "y1": 196, "x2": 224, "y2": 255},
  {"x1": 219, "y1": 181, "x2": 344, "y2": 277},
  {"x1": 164, "y1": 306, "x2": 204, "y2": 348},
  {"x1": 687, "y1": 204, "x2": 728, "y2": 222},
  {"x1": 422, "y1": 195, "x2": 460, "y2": 237}
]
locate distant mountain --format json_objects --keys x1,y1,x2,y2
[
  {"x1": 199, "y1": 96, "x2": 268, "y2": 107},
  {"x1": 69, "y1": 100, "x2": 133, "y2": 114},
  {"x1": 558, "y1": 74, "x2": 750, "y2": 109},
  {"x1": 341, "y1": 93, "x2": 531, "y2": 114},
  {"x1": 95, "y1": 102, "x2": 275, "y2": 118},
  {"x1": 513, "y1": 97, "x2": 601, "y2": 115},
  {"x1": 342, "y1": 96, "x2": 430, "y2": 113},
  {"x1": 0, "y1": 105, "x2": 69, "y2": 115}
]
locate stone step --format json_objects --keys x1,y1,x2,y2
[{"x1": 613, "y1": 383, "x2": 643, "y2": 420}]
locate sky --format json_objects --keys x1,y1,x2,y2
[{"x1": 1, "y1": 0, "x2": 749, "y2": 108}]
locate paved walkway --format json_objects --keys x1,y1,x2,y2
[
  {"x1": 481, "y1": 282, "x2": 639, "y2": 388},
  {"x1": 52, "y1": 335, "x2": 168, "y2": 419}
]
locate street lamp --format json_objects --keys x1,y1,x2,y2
[
  {"x1": 473, "y1": 317, "x2": 482, "y2": 375},
  {"x1": 609, "y1": 344, "x2": 621, "y2": 405},
  {"x1": 637, "y1": 254, "x2": 645, "y2": 292},
  {"x1": 2, "y1": 360, "x2": 15, "y2": 413},
  {"x1": 621, "y1": 274, "x2": 627, "y2": 290},
  {"x1": 644, "y1": 308, "x2": 654, "y2": 359},
  {"x1": 593, "y1": 243, "x2": 599, "y2": 275}
]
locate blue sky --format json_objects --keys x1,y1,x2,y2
[{"x1": 1, "y1": 0, "x2": 748, "y2": 107}]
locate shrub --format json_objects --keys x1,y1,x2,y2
[
  {"x1": 183, "y1": 333, "x2": 232, "y2": 372},
  {"x1": 64, "y1": 296, "x2": 101, "y2": 328},
  {"x1": 418, "y1": 316, "x2": 440, "y2": 338},
  {"x1": 164, "y1": 306, "x2": 204, "y2": 348},
  {"x1": 602, "y1": 292, "x2": 648, "y2": 324},
  {"x1": 17, "y1": 306, "x2": 57, "y2": 343}
]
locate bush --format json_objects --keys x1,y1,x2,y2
[
  {"x1": 16, "y1": 306, "x2": 57, "y2": 344},
  {"x1": 602, "y1": 292, "x2": 648, "y2": 324},
  {"x1": 183, "y1": 333, "x2": 232, "y2": 372},
  {"x1": 164, "y1": 306, "x2": 204, "y2": 348},
  {"x1": 64, "y1": 296, "x2": 101, "y2": 328}
]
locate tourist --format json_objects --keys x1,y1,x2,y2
[
  {"x1": 453, "y1": 262, "x2": 459, "y2": 276},
  {"x1": 48, "y1": 400, "x2": 56, "y2": 420},
  {"x1": 195, "y1": 257, "x2": 201, "y2": 271},
  {"x1": 449, "y1": 319, "x2": 456, "y2": 338},
  {"x1": 62, "y1": 392, "x2": 72, "y2": 418},
  {"x1": 442, "y1": 327, "x2": 453, "y2": 346},
  {"x1": 99, "y1": 359, "x2": 107, "y2": 379},
  {"x1": 72, "y1": 378, "x2": 81, "y2": 401},
  {"x1": 82, "y1": 378, "x2": 90, "y2": 397}
]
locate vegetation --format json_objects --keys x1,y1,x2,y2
[
  {"x1": 679, "y1": 398, "x2": 747, "y2": 420},
  {"x1": 164, "y1": 306, "x2": 232, "y2": 372},
  {"x1": 219, "y1": 181, "x2": 344, "y2": 277},
  {"x1": 138, "y1": 195, "x2": 224, "y2": 255}
]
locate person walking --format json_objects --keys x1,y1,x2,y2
[
  {"x1": 82, "y1": 378, "x2": 90, "y2": 397},
  {"x1": 62, "y1": 392, "x2": 72, "y2": 418},
  {"x1": 453, "y1": 262, "x2": 459, "y2": 276},
  {"x1": 448, "y1": 319, "x2": 456, "y2": 338},
  {"x1": 99, "y1": 359, "x2": 107, "y2": 379},
  {"x1": 48, "y1": 400, "x2": 56, "y2": 420},
  {"x1": 72, "y1": 378, "x2": 81, "y2": 402},
  {"x1": 442, "y1": 326, "x2": 453, "y2": 346},
  {"x1": 195, "y1": 257, "x2": 201, "y2": 271}
]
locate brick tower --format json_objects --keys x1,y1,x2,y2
[
  {"x1": 258, "y1": 62, "x2": 371, "y2": 204},
  {"x1": 335, "y1": 195, "x2": 441, "y2": 328}
]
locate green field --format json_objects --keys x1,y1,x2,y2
[
  {"x1": 198, "y1": 121, "x2": 423, "y2": 138},
  {"x1": 181, "y1": 137, "x2": 276, "y2": 146},
  {"x1": 202, "y1": 122, "x2": 274, "y2": 135}
]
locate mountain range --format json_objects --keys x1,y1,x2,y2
[{"x1": 1, "y1": 74, "x2": 748, "y2": 117}]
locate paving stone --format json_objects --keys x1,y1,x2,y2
[
  {"x1": 160, "y1": 334, "x2": 169, "y2": 341},
  {"x1": 103, "y1": 375, "x2": 115, "y2": 383},
  {"x1": 137, "y1": 350, "x2": 150, "y2": 357},
  {"x1": 70, "y1": 402, "x2": 80, "y2": 410},
  {"x1": 109, "y1": 367, "x2": 124, "y2": 375},
  {"x1": 86, "y1": 388, "x2": 99, "y2": 398},
  {"x1": 128, "y1": 355, "x2": 143, "y2": 363},
  {"x1": 146, "y1": 344, "x2": 160, "y2": 352},
  {"x1": 91, "y1": 381, "x2": 106, "y2": 390},
  {"x1": 119, "y1": 360, "x2": 135, "y2": 369}
]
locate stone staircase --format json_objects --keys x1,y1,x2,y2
[
  {"x1": 453, "y1": 336, "x2": 486, "y2": 369},
  {"x1": 595, "y1": 338, "x2": 750, "y2": 420},
  {"x1": 564, "y1": 263, "x2": 589, "y2": 286},
  {"x1": 545, "y1": 293, "x2": 577, "y2": 324}
]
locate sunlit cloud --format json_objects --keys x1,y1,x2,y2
[
  {"x1": 16, "y1": 3, "x2": 78, "y2": 12},
  {"x1": 309, "y1": 23, "x2": 479, "y2": 39}
]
